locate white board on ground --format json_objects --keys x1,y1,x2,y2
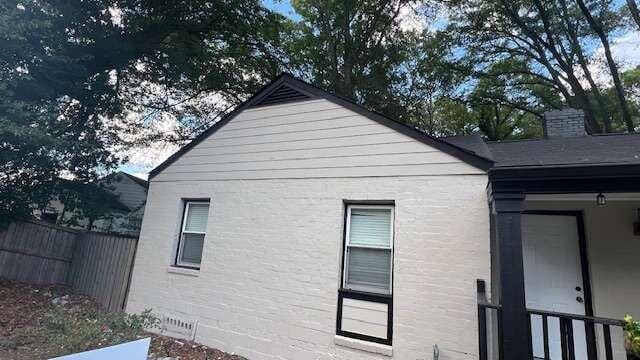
[{"x1": 50, "y1": 337, "x2": 151, "y2": 360}]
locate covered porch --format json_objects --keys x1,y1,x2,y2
[{"x1": 480, "y1": 164, "x2": 640, "y2": 360}]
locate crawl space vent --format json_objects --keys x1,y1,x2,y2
[
  {"x1": 160, "y1": 314, "x2": 198, "y2": 341},
  {"x1": 252, "y1": 84, "x2": 310, "y2": 106}
]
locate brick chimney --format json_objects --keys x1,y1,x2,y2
[{"x1": 543, "y1": 108, "x2": 586, "y2": 138}]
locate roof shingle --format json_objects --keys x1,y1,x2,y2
[
  {"x1": 442, "y1": 133, "x2": 640, "y2": 169},
  {"x1": 485, "y1": 134, "x2": 640, "y2": 168}
]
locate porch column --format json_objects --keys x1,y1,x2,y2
[{"x1": 491, "y1": 191, "x2": 530, "y2": 360}]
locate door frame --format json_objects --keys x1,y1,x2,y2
[{"x1": 523, "y1": 210, "x2": 597, "y2": 360}]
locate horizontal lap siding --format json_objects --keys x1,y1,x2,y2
[
  {"x1": 153, "y1": 99, "x2": 482, "y2": 182},
  {"x1": 111, "y1": 176, "x2": 147, "y2": 210},
  {"x1": 172, "y1": 142, "x2": 429, "y2": 164},
  {"x1": 341, "y1": 298, "x2": 389, "y2": 339}
]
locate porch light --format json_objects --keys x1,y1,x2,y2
[{"x1": 596, "y1": 193, "x2": 606, "y2": 206}]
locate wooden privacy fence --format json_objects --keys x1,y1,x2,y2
[
  {"x1": 0, "y1": 221, "x2": 76, "y2": 284},
  {"x1": 68, "y1": 232, "x2": 138, "y2": 312},
  {"x1": 0, "y1": 221, "x2": 138, "y2": 312}
]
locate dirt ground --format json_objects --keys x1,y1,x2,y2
[{"x1": 0, "y1": 278, "x2": 246, "y2": 360}]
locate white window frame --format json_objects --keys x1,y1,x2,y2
[
  {"x1": 176, "y1": 200, "x2": 210, "y2": 268},
  {"x1": 342, "y1": 204, "x2": 395, "y2": 295}
]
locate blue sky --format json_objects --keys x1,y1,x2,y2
[{"x1": 263, "y1": 0, "x2": 298, "y2": 19}]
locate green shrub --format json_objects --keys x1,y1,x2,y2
[
  {"x1": 625, "y1": 315, "x2": 640, "y2": 358},
  {"x1": 16, "y1": 307, "x2": 158, "y2": 357}
]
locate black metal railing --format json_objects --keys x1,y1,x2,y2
[
  {"x1": 478, "y1": 300, "x2": 502, "y2": 360},
  {"x1": 527, "y1": 308, "x2": 624, "y2": 360},
  {"x1": 477, "y1": 279, "x2": 503, "y2": 360},
  {"x1": 476, "y1": 280, "x2": 625, "y2": 360}
]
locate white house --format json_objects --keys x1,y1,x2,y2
[{"x1": 126, "y1": 74, "x2": 640, "y2": 360}]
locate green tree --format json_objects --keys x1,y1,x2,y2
[
  {"x1": 285, "y1": 0, "x2": 421, "y2": 120},
  {"x1": 0, "y1": 0, "x2": 285, "y2": 224},
  {"x1": 55, "y1": 181, "x2": 127, "y2": 230},
  {"x1": 444, "y1": 0, "x2": 637, "y2": 133}
]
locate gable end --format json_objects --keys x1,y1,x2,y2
[{"x1": 148, "y1": 74, "x2": 493, "y2": 179}]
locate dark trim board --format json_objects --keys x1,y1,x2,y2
[
  {"x1": 339, "y1": 201, "x2": 348, "y2": 288},
  {"x1": 148, "y1": 73, "x2": 493, "y2": 179},
  {"x1": 489, "y1": 164, "x2": 640, "y2": 194},
  {"x1": 490, "y1": 163, "x2": 640, "y2": 182},
  {"x1": 492, "y1": 192, "x2": 530, "y2": 360},
  {"x1": 522, "y1": 210, "x2": 597, "y2": 360},
  {"x1": 343, "y1": 199, "x2": 396, "y2": 206}
]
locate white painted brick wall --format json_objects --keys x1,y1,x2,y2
[{"x1": 127, "y1": 175, "x2": 490, "y2": 360}]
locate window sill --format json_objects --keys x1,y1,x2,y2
[
  {"x1": 166, "y1": 266, "x2": 199, "y2": 277},
  {"x1": 334, "y1": 335, "x2": 392, "y2": 357}
]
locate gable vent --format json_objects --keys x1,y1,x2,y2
[{"x1": 252, "y1": 84, "x2": 311, "y2": 107}]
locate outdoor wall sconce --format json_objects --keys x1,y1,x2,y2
[{"x1": 596, "y1": 193, "x2": 606, "y2": 206}]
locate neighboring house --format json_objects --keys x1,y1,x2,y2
[
  {"x1": 126, "y1": 74, "x2": 640, "y2": 360},
  {"x1": 90, "y1": 172, "x2": 149, "y2": 236},
  {"x1": 36, "y1": 171, "x2": 148, "y2": 236}
]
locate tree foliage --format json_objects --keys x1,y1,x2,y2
[
  {"x1": 2, "y1": 0, "x2": 639, "y2": 224},
  {"x1": 0, "y1": 0, "x2": 285, "y2": 223},
  {"x1": 284, "y1": 0, "x2": 422, "y2": 121},
  {"x1": 445, "y1": 0, "x2": 639, "y2": 133}
]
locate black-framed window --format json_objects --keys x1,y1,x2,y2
[
  {"x1": 175, "y1": 200, "x2": 210, "y2": 268},
  {"x1": 337, "y1": 202, "x2": 394, "y2": 345}
]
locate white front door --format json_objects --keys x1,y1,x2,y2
[{"x1": 522, "y1": 214, "x2": 589, "y2": 360}]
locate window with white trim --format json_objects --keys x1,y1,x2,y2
[
  {"x1": 343, "y1": 205, "x2": 394, "y2": 294},
  {"x1": 176, "y1": 201, "x2": 210, "y2": 268}
]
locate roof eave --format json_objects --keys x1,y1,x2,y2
[{"x1": 489, "y1": 163, "x2": 640, "y2": 182}]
